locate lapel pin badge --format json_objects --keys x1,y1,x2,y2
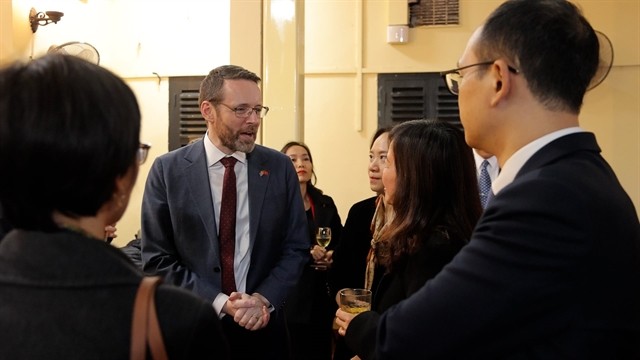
[{"x1": 259, "y1": 170, "x2": 269, "y2": 177}]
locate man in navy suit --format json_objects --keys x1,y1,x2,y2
[
  {"x1": 141, "y1": 65, "x2": 309, "y2": 359},
  {"x1": 336, "y1": 1, "x2": 640, "y2": 358}
]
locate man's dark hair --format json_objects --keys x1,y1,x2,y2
[
  {"x1": 199, "y1": 65, "x2": 261, "y2": 105},
  {"x1": 477, "y1": 0, "x2": 599, "y2": 113}
]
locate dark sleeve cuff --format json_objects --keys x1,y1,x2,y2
[{"x1": 345, "y1": 311, "x2": 381, "y2": 360}]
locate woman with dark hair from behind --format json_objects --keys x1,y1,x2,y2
[
  {"x1": 281, "y1": 141, "x2": 343, "y2": 360},
  {"x1": 335, "y1": 119, "x2": 483, "y2": 359},
  {"x1": 0, "y1": 54, "x2": 229, "y2": 359}
]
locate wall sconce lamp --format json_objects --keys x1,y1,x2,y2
[{"x1": 29, "y1": 7, "x2": 64, "y2": 33}]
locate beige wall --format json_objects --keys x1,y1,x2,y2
[
  {"x1": 3, "y1": 0, "x2": 233, "y2": 244},
  {"x1": 2, "y1": 0, "x2": 638, "y2": 244},
  {"x1": 296, "y1": 0, "x2": 640, "y2": 223},
  {"x1": 8, "y1": 0, "x2": 231, "y2": 76},
  {"x1": 262, "y1": 0, "x2": 305, "y2": 147}
]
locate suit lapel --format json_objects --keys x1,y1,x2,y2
[
  {"x1": 184, "y1": 143, "x2": 218, "y2": 242},
  {"x1": 246, "y1": 146, "x2": 270, "y2": 248}
]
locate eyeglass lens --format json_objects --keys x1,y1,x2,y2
[
  {"x1": 137, "y1": 143, "x2": 151, "y2": 165},
  {"x1": 236, "y1": 106, "x2": 269, "y2": 118},
  {"x1": 446, "y1": 74, "x2": 460, "y2": 95}
]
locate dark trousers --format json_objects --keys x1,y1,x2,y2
[
  {"x1": 221, "y1": 312, "x2": 292, "y2": 360},
  {"x1": 288, "y1": 321, "x2": 333, "y2": 360}
]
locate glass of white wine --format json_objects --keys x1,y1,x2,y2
[
  {"x1": 312, "y1": 227, "x2": 331, "y2": 270},
  {"x1": 316, "y1": 227, "x2": 332, "y2": 248}
]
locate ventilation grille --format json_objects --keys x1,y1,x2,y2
[
  {"x1": 389, "y1": 86, "x2": 426, "y2": 122},
  {"x1": 178, "y1": 90, "x2": 206, "y2": 143},
  {"x1": 410, "y1": 0, "x2": 460, "y2": 27},
  {"x1": 378, "y1": 72, "x2": 460, "y2": 130},
  {"x1": 169, "y1": 76, "x2": 206, "y2": 150},
  {"x1": 435, "y1": 82, "x2": 461, "y2": 127}
]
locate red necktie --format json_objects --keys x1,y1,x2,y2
[{"x1": 219, "y1": 157, "x2": 238, "y2": 295}]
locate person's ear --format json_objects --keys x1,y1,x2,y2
[
  {"x1": 490, "y1": 60, "x2": 513, "y2": 106},
  {"x1": 114, "y1": 165, "x2": 137, "y2": 201},
  {"x1": 200, "y1": 100, "x2": 216, "y2": 121},
  {"x1": 106, "y1": 164, "x2": 137, "y2": 223}
]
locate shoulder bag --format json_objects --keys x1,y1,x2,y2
[{"x1": 130, "y1": 276, "x2": 169, "y2": 360}]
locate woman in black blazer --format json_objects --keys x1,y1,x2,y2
[
  {"x1": 329, "y1": 128, "x2": 390, "y2": 360},
  {"x1": 281, "y1": 141, "x2": 343, "y2": 360},
  {"x1": 0, "y1": 54, "x2": 229, "y2": 359},
  {"x1": 330, "y1": 127, "x2": 391, "y2": 297}
]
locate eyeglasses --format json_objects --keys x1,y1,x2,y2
[
  {"x1": 137, "y1": 143, "x2": 151, "y2": 165},
  {"x1": 218, "y1": 102, "x2": 270, "y2": 119},
  {"x1": 440, "y1": 61, "x2": 519, "y2": 96}
]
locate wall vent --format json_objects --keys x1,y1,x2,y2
[
  {"x1": 378, "y1": 72, "x2": 460, "y2": 130},
  {"x1": 410, "y1": 0, "x2": 460, "y2": 27},
  {"x1": 168, "y1": 76, "x2": 206, "y2": 151}
]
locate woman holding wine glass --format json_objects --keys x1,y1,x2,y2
[
  {"x1": 335, "y1": 120, "x2": 483, "y2": 359},
  {"x1": 281, "y1": 141, "x2": 343, "y2": 360}
]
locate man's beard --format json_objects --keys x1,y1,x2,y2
[{"x1": 217, "y1": 121, "x2": 257, "y2": 153}]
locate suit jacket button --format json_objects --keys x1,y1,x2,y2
[{"x1": 213, "y1": 267, "x2": 221, "y2": 273}]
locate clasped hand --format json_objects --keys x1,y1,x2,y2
[{"x1": 224, "y1": 292, "x2": 270, "y2": 331}]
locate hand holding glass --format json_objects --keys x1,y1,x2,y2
[
  {"x1": 312, "y1": 227, "x2": 332, "y2": 270},
  {"x1": 339, "y1": 288, "x2": 372, "y2": 314}
]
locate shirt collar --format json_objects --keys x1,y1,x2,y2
[
  {"x1": 492, "y1": 127, "x2": 583, "y2": 195},
  {"x1": 473, "y1": 149, "x2": 498, "y2": 172}
]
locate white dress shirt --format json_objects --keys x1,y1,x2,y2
[{"x1": 203, "y1": 134, "x2": 252, "y2": 316}]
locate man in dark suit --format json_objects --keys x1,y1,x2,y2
[
  {"x1": 141, "y1": 65, "x2": 309, "y2": 359},
  {"x1": 336, "y1": 0, "x2": 640, "y2": 358}
]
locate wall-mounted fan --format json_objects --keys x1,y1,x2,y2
[
  {"x1": 587, "y1": 30, "x2": 614, "y2": 91},
  {"x1": 48, "y1": 42, "x2": 100, "y2": 65}
]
